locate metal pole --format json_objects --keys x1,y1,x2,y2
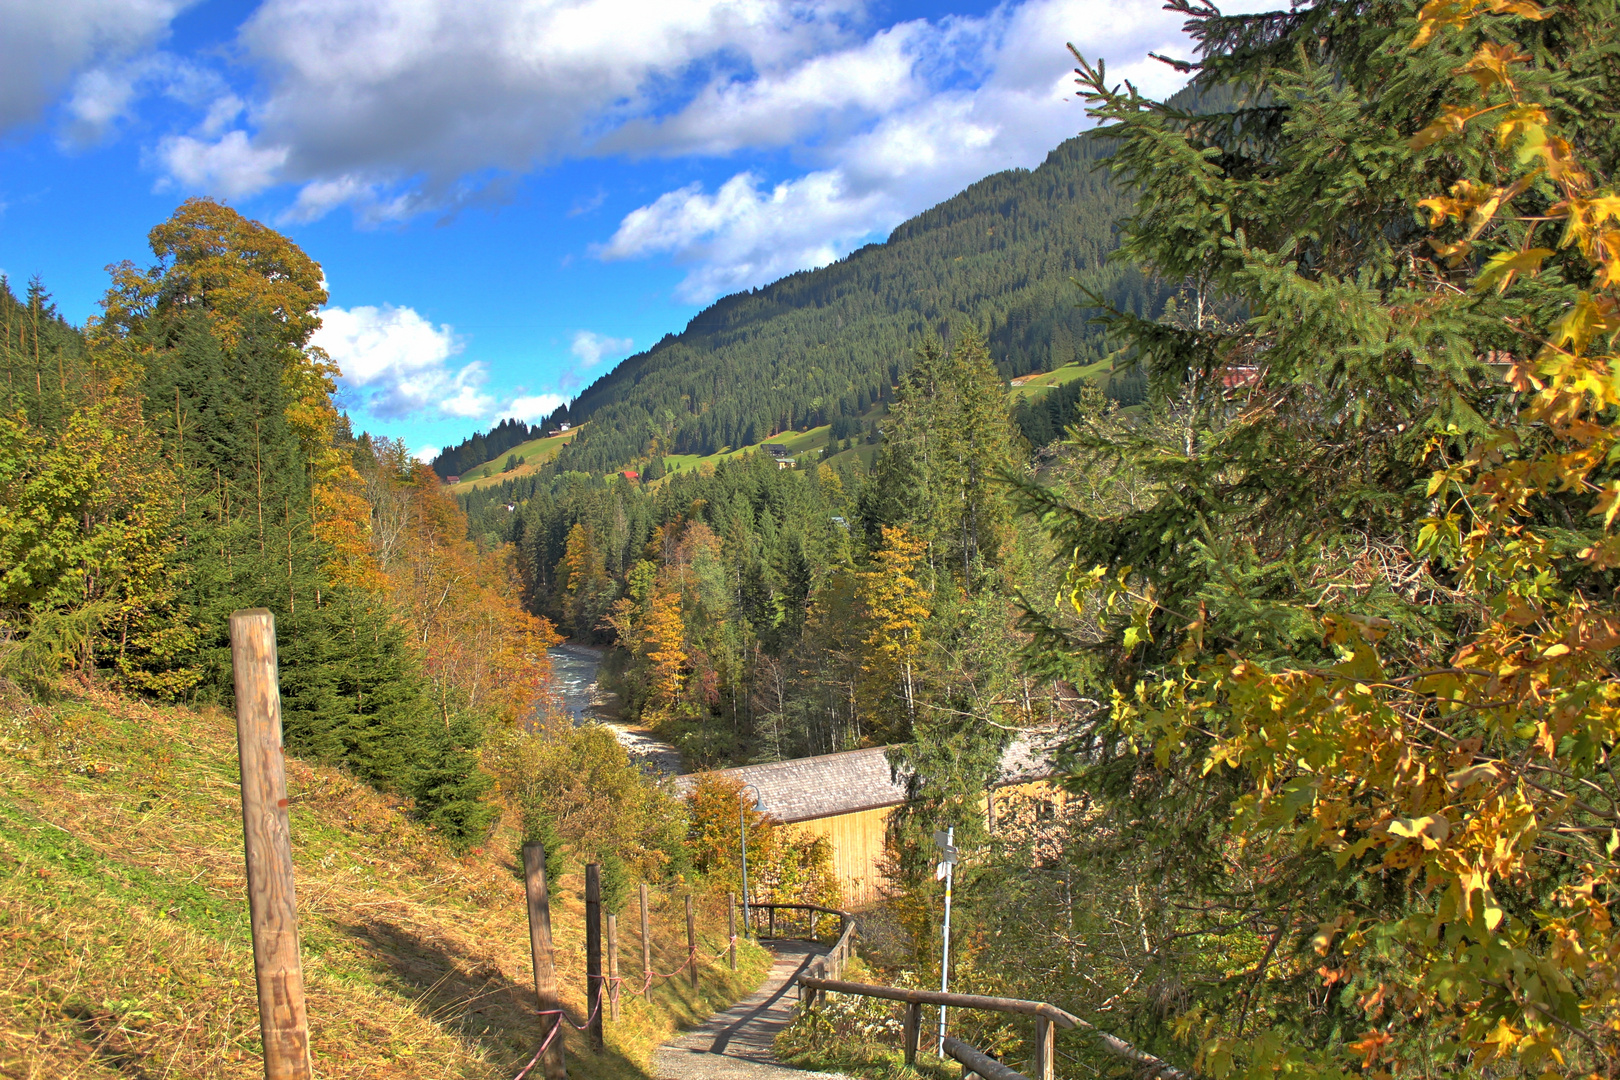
[
  {"x1": 229, "y1": 609, "x2": 313, "y2": 1080},
  {"x1": 937, "y1": 825, "x2": 954, "y2": 1055},
  {"x1": 607, "y1": 914, "x2": 621, "y2": 1022},
  {"x1": 739, "y1": 793, "x2": 751, "y2": 936}
]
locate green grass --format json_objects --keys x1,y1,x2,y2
[
  {"x1": 1004, "y1": 359, "x2": 1111, "y2": 405},
  {"x1": 0, "y1": 686, "x2": 770, "y2": 1079},
  {"x1": 448, "y1": 427, "x2": 583, "y2": 491},
  {"x1": 656, "y1": 423, "x2": 843, "y2": 480}
]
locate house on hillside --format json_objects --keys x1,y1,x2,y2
[
  {"x1": 674, "y1": 733, "x2": 1065, "y2": 907},
  {"x1": 445, "y1": 475, "x2": 461, "y2": 484},
  {"x1": 761, "y1": 444, "x2": 790, "y2": 458},
  {"x1": 619, "y1": 470, "x2": 640, "y2": 482}
]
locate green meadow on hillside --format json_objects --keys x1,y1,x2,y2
[
  {"x1": 0, "y1": 687, "x2": 768, "y2": 1079},
  {"x1": 449, "y1": 428, "x2": 582, "y2": 492}
]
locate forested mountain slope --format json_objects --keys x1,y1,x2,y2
[{"x1": 504, "y1": 130, "x2": 1153, "y2": 477}]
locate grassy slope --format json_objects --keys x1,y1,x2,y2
[
  {"x1": 449, "y1": 429, "x2": 582, "y2": 493},
  {"x1": 0, "y1": 686, "x2": 768, "y2": 1079},
  {"x1": 1004, "y1": 359, "x2": 1107, "y2": 402},
  {"x1": 660, "y1": 423, "x2": 836, "y2": 477}
]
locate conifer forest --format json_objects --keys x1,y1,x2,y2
[{"x1": 7, "y1": 1, "x2": 1620, "y2": 1077}]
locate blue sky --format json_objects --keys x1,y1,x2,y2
[{"x1": 0, "y1": 0, "x2": 1233, "y2": 459}]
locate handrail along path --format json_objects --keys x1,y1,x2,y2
[{"x1": 756, "y1": 901, "x2": 1193, "y2": 1080}]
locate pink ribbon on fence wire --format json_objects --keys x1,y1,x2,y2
[
  {"x1": 512, "y1": 1012, "x2": 565, "y2": 1080},
  {"x1": 514, "y1": 993, "x2": 607, "y2": 1080},
  {"x1": 518, "y1": 931, "x2": 743, "y2": 1074}
]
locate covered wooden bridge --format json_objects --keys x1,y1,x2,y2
[{"x1": 675, "y1": 735, "x2": 1064, "y2": 906}]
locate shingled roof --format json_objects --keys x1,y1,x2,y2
[{"x1": 673, "y1": 732, "x2": 1062, "y2": 824}]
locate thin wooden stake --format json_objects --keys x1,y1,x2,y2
[
  {"x1": 585, "y1": 863, "x2": 604, "y2": 1051},
  {"x1": 1032, "y1": 1016, "x2": 1054, "y2": 1080},
  {"x1": 727, "y1": 893, "x2": 737, "y2": 971},
  {"x1": 607, "y1": 914, "x2": 621, "y2": 1022},
  {"x1": 523, "y1": 843, "x2": 567, "y2": 1080},
  {"x1": 640, "y1": 884, "x2": 651, "y2": 997},
  {"x1": 903, "y1": 1001, "x2": 922, "y2": 1065},
  {"x1": 685, "y1": 894, "x2": 698, "y2": 990},
  {"x1": 229, "y1": 609, "x2": 313, "y2": 1080}
]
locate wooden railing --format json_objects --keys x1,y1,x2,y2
[
  {"x1": 794, "y1": 976, "x2": 1192, "y2": 1080},
  {"x1": 743, "y1": 902, "x2": 856, "y2": 982}
]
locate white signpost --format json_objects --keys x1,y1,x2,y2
[{"x1": 933, "y1": 827, "x2": 958, "y2": 1054}]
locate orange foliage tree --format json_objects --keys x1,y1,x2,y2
[
  {"x1": 373, "y1": 456, "x2": 559, "y2": 726},
  {"x1": 686, "y1": 772, "x2": 841, "y2": 910}
]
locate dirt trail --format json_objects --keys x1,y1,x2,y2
[{"x1": 653, "y1": 941, "x2": 850, "y2": 1080}]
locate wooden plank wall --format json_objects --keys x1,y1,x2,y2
[
  {"x1": 793, "y1": 806, "x2": 894, "y2": 907},
  {"x1": 790, "y1": 782, "x2": 1069, "y2": 909}
]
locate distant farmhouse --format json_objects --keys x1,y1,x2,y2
[{"x1": 675, "y1": 734, "x2": 1064, "y2": 907}]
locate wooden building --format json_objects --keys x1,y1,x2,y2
[{"x1": 676, "y1": 735, "x2": 1061, "y2": 907}]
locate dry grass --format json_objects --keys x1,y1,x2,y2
[{"x1": 0, "y1": 686, "x2": 770, "y2": 1079}]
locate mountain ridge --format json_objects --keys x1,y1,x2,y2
[{"x1": 435, "y1": 123, "x2": 1159, "y2": 481}]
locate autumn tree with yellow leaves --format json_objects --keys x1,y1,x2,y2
[{"x1": 857, "y1": 525, "x2": 931, "y2": 742}]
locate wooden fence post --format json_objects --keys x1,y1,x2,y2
[
  {"x1": 606, "y1": 914, "x2": 621, "y2": 1022},
  {"x1": 768, "y1": 905, "x2": 777, "y2": 939},
  {"x1": 903, "y1": 1001, "x2": 922, "y2": 1065},
  {"x1": 229, "y1": 609, "x2": 313, "y2": 1080},
  {"x1": 639, "y1": 884, "x2": 652, "y2": 997},
  {"x1": 1032, "y1": 1016, "x2": 1054, "y2": 1080},
  {"x1": 522, "y1": 842, "x2": 567, "y2": 1080},
  {"x1": 585, "y1": 864, "x2": 604, "y2": 1051},
  {"x1": 727, "y1": 893, "x2": 737, "y2": 971},
  {"x1": 685, "y1": 894, "x2": 698, "y2": 990}
]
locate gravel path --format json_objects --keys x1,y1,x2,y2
[{"x1": 653, "y1": 941, "x2": 852, "y2": 1080}]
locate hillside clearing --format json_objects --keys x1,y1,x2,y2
[{"x1": 449, "y1": 428, "x2": 583, "y2": 492}]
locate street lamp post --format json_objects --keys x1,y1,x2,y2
[{"x1": 739, "y1": 783, "x2": 766, "y2": 936}]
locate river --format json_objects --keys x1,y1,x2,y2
[{"x1": 545, "y1": 644, "x2": 685, "y2": 776}]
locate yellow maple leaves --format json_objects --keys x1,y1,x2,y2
[
  {"x1": 1125, "y1": 1, "x2": 1620, "y2": 1069},
  {"x1": 1411, "y1": 0, "x2": 1547, "y2": 51}
]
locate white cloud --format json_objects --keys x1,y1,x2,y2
[
  {"x1": 503, "y1": 394, "x2": 568, "y2": 423},
  {"x1": 597, "y1": 0, "x2": 1257, "y2": 301},
  {"x1": 62, "y1": 63, "x2": 146, "y2": 144},
  {"x1": 40, "y1": 0, "x2": 1280, "y2": 301},
  {"x1": 63, "y1": 53, "x2": 242, "y2": 147},
  {"x1": 0, "y1": 0, "x2": 192, "y2": 134},
  {"x1": 313, "y1": 303, "x2": 495, "y2": 420},
  {"x1": 152, "y1": 0, "x2": 865, "y2": 209},
  {"x1": 598, "y1": 18, "x2": 930, "y2": 159},
  {"x1": 156, "y1": 130, "x2": 290, "y2": 198},
  {"x1": 412, "y1": 444, "x2": 440, "y2": 463},
  {"x1": 598, "y1": 171, "x2": 887, "y2": 303},
  {"x1": 570, "y1": 330, "x2": 633, "y2": 368}
]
